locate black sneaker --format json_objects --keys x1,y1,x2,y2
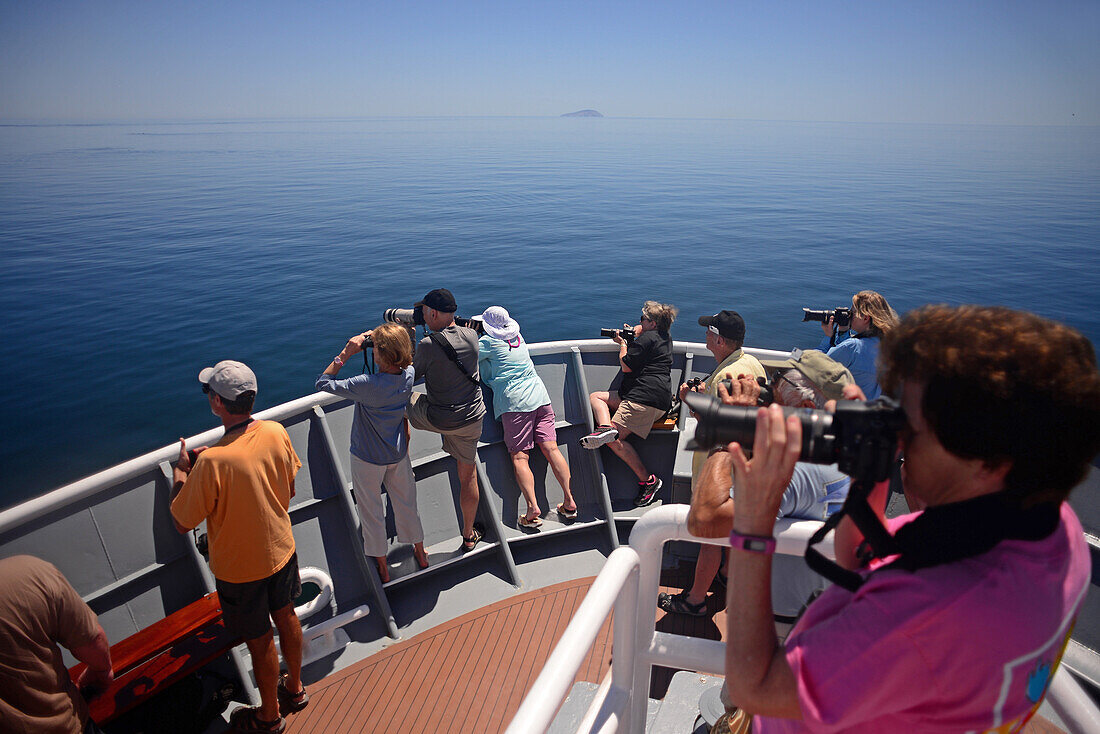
[{"x1": 634, "y1": 475, "x2": 662, "y2": 507}]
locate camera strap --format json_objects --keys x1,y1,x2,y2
[
  {"x1": 428, "y1": 331, "x2": 480, "y2": 386},
  {"x1": 805, "y1": 489, "x2": 1061, "y2": 593}
]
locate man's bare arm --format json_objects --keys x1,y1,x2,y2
[
  {"x1": 687, "y1": 450, "x2": 736, "y2": 537},
  {"x1": 72, "y1": 624, "x2": 113, "y2": 691}
]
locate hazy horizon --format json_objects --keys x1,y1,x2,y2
[{"x1": 2, "y1": 1, "x2": 1097, "y2": 126}]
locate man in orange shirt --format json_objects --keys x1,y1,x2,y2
[{"x1": 172, "y1": 360, "x2": 307, "y2": 734}]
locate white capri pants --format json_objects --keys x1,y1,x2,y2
[{"x1": 349, "y1": 454, "x2": 424, "y2": 557}]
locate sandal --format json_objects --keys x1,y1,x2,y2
[
  {"x1": 278, "y1": 672, "x2": 309, "y2": 713},
  {"x1": 657, "y1": 590, "x2": 707, "y2": 617},
  {"x1": 518, "y1": 514, "x2": 542, "y2": 528},
  {"x1": 462, "y1": 526, "x2": 483, "y2": 551},
  {"x1": 230, "y1": 706, "x2": 286, "y2": 733},
  {"x1": 556, "y1": 503, "x2": 578, "y2": 520}
]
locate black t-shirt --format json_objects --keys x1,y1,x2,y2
[{"x1": 619, "y1": 329, "x2": 672, "y2": 411}]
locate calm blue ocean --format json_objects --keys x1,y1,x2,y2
[{"x1": 1, "y1": 117, "x2": 1098, "y2": 509}]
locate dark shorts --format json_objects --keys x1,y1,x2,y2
[
  {"x1": 215, "y1": 553, "x2": 302, "y2": 641},
  {"x1": 501, "y1": 404, "x2": 557, "y2": 453}
]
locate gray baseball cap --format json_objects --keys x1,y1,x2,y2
[
  {"x1": 198, "y1": 360, "x2": 258, "y2": 400},
  {"x1": 780, "y1": 349, "x2": 853, "y2": 401}
]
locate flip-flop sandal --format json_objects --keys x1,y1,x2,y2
[
  {"x1": 230, "y1": 706, "x2": 286, "y2": 733},
  {"x1": 556, "y1": 503, "x2": 578, "y2": 520},
  {"x1": 462, "y1": 527, "x2": 483, "y2": 551},
  {"x1": 278, "y1": 672, "x2": 309, "y2": 713},
  {"x1": 518, "y1": 515, "x2": 543, "y2": 528}
]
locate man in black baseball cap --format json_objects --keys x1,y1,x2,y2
[
  {"x1": 659, "y1": 309, "x2": 768, "y2": 616},
  {"x1": 414, "y1": 288, "x2": 458, "y2": 314},
  {"x1": 406, "y1": 288, "x2": 488, "y2": 551}
]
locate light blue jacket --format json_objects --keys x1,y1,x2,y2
[
  {"x1": 819, "y1": 332, "x2": 882, "y2": 400},
  {"x1": 477, "y1": 335, "x2": 551, "y2": 419}
]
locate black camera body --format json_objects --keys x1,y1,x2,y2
[
  {"x1": 684, "y1": 391, "x2": 903, "y2": 483},
  {"x1": 600, "y1": 327, "x2": 635, "y2": 342},
  {"x1": 803, "y1": 306, "x2": 852, "y2": 330}
]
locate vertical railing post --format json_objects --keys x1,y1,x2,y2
[
  {"x1": 611, "y1": 563, "x2": 640, "y2": 733},
  {"x1": 474, "y1": 456, "x2": 522, "y2": 587},
  {"x1": 570, "y1": 346, "x2": 620, "y2": 550},
  {"x1": 311, "y1": 406, "x2": 400, "y2": 639}
]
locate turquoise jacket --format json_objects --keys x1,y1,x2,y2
[{"x1": 477, "y1": 335, "x2": 551, "y2": 419}]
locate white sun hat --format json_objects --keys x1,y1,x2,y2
[{"x1": 480, "y1": 306, "x2": 521, "y2": 343}]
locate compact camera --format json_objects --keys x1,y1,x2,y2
[{"x1": 802, "y1": 307, "x2": 852, "y2": 330}]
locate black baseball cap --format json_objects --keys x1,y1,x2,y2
[
  {"x1": 698, "y1": 310, "x2": 746, "y2": 342},
  {"x1": 415, "y1": 288, "x2": 458, "y2": 313}
]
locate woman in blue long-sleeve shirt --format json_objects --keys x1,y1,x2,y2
[
  {"x1": 317, "y1": 322, "x2": 428, "y2": 582},
  {"x1": 816, "y1": 290, "x2": 899, "y2": 399}
]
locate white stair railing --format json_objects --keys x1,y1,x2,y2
[{"x1": 506, "y1": 503, "x2": 1100, "y2": 734}]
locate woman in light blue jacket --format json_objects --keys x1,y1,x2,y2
[
  {"x1": 477, "y1": 306, "x2": 578, "y2": 527},
  {"x1": 816, "y1": 290, "x2": 899, "y2": 399}
]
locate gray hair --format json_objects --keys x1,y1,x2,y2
[{"x1": 774, "y1": 369, "x2": 826, "y2": 409}]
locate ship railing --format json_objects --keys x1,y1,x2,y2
[{"x1": 506, "y1": 504, "x2": 1100, "y2": 734}]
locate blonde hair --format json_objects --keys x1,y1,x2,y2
[
  {"x1": 371, "y1": 322, "x2": 414, "y2": 370},
  {"x1": 852, "y1": 290, "x2": 899, "y2": 338},
  {"x1": 642, "y1": 300, "x2": 678, "y2": 331}
]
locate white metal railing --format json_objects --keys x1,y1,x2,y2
[{"x1": 506, "y1": 504, "x2": 1100, "y2": 734}]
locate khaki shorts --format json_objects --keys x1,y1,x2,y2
[
  {"x1": 610, "y1": 392, "x2": 666, "y2": 439},
  {"x1": 406, "y1": 392, "x2": 483, "y2": 465}
]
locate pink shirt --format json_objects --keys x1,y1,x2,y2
[{"x1": 757, "y1": 502, "x2": 1089, "y2": 733}]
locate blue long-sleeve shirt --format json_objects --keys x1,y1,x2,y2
[
  {"x1": 316, "y1": 366, "x2": 414, "y2": 465},
  {"x1": 818, "y1": 332, "x2": 881, "y2": 400}
]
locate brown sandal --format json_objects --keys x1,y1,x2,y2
[
  {"x1": 230, "y1": 706, "x2": 286, "y2": 733},
  {"x1": 278, "y1": 672, "x2": 309, "y2": 713}
]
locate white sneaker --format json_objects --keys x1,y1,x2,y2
[{"x1": 580, "y1": 425, "x2": 618, "y2": 449}]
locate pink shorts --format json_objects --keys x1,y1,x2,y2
[{"x1": 501, "y1": 404, "x2": 557, "y2": 453}]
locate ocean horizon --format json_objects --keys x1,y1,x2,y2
[{"x1": 2, "y1": 116, "x2": 1098, "y2": 508}]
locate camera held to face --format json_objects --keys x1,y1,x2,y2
[
  {"x1": 384, "y1": 307, "x2": 425, "y2": 327},
  {"x1": 684, "y1": 390, "x2": 903, "y2": 482},
  {"x1": 383, "y1": 306, "x2": 483, "y2": 335},
  {"x1": 600, "y1": 327, "x2": 635, "y2": 342},
  {"x1": 803, "y1": 306, "x2": 852, "y2": 330}
]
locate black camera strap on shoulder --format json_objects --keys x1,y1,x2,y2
[
  {"x1": 805, "y1": 488, "x2": 1061, "y2": 593},
  {"x1": 428, "y1": 330, "x2": 480, "y2": 386}
]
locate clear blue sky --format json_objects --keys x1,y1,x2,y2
[{"x1": 1, "y1": 0, "x2": 1096, "y2": 124}]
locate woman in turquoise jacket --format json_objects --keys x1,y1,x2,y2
[{"x1": 477, "y1": 306, "x2": 578, "y2": 527}]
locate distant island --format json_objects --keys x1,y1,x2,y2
[{"x1": 561, "y1": 109, "x2": 603, "y2": 117}]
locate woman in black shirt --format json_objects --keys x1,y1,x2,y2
[{"x1": 582, "y1": 300, "x2": 676, "y2": 506}]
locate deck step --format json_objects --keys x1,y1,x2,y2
[
  {"x1": 649, "y1": 670, "x2": 723, "y2": 733},
  {"x1": 548, "y1": 681, "x2": 661, "y2": 733}
]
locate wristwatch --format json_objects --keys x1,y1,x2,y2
[
  {"x1": 729, "y1": 529, "x2": 776, "y2": 555},
  {"x1": 333, "y1": 355, "x2": 345, "y2": 367}
]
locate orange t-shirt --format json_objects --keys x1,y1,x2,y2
[{"x1": 171, "y1": 420, "x2": 301, "y2": 583}]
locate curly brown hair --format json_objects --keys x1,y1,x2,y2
[
  {"x1": 371, "y1": 322, "x2": 414, "y2": 370},
  {"x1": 880, "y1": 304, "x2": 1100, "y2": 506}
]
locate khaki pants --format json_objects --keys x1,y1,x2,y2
[{"x1": 406, "y1": 392, "x2": 483, "y2": 464}]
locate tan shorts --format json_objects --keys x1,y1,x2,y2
[
  {"x1": 610, "y1": 392, "x2": 666, "y2": 439},
  {"x1": 406, "y1": 392, "x2": 483, "y2": 465}
]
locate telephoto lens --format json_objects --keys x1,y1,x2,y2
[
  {"x1": 684, "y1": 391, "x2": 836, "y2": 461},
  {"x1": 383, "y1": 307, "x2": 425, "y2": 327}
]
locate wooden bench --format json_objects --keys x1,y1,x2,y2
[{"x1": 69, "y1": 591, "x2": 243, "y2": 724}]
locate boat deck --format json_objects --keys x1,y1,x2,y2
[
  {"x1": 280, "y1": 576, "x2": 612, "y2": 733},
  {"x1": 267, "y1": 565, "x2": 1067, "y2": 734}
]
